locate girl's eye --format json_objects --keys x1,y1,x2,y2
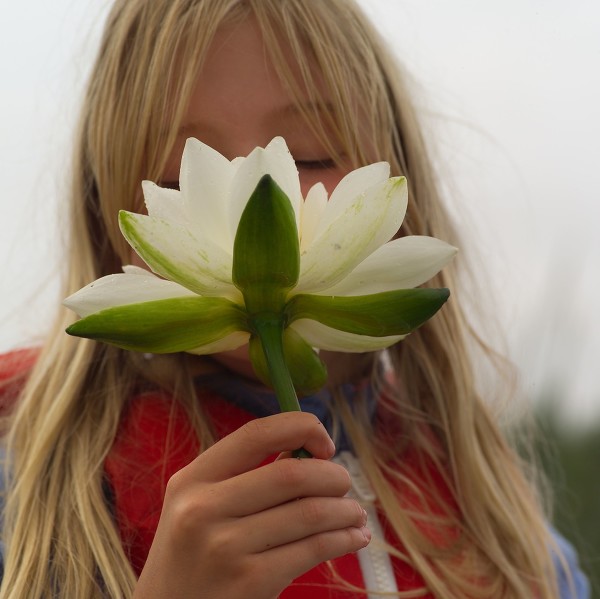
[{"x1": 295, "y1": 158, "x2": 337, "y2": 170}]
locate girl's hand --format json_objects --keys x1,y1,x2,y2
[{"x1": 133, "y1": 412, "x2": 371, "y2": 599}]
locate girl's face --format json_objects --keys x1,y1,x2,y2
[
  {"x1": 159, "y1": 17, "x2": 349, "y2": 196},
  {"x1": 157, "y1": 18, "x2": 352, "y2": 379}
]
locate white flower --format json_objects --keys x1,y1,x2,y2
[{"x1": 65, "y1": 137, "x2": 456, "y2": 357}]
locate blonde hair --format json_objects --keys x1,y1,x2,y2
[{"x1": 1, "y1": 0, "x2": 562, "y2": 596}]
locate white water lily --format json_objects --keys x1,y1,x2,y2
[
  {"x1": 65, "y1": 136, "x2": 457, "y2": 414},
  {"x1": 65, "y1": 136, "x2": 456, "y2": 357}
]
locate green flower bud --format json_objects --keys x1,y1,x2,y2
[{"x1": 232, "y1": 175, "x2": 300, "y2": 314}]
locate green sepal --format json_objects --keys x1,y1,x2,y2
[
  {"x1": 66, "y1": 296, "x2": 247, "y2": 353},
  {"x1": 249, "y1": 327, "x2": 327, "y2": 396},
  {"x1": 285, "y1": 288, "x2": 450, "y2": 336},
  {"x1": 232, "y1": 175, "x2": 300, "y2": 313}
]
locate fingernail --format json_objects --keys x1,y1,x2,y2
[
  {"x1": 361, "y1": 526, "x2": 371, "y2": 543},
  {"x1": 361, "y1": 508, "x2": 368, "y2": 525}
]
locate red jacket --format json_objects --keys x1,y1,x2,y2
[
  {"x1": 104, "y1": 387, "x2": 456, "y2": 597},
  {"x1": 2, "y1": 350, "x2": 451, "y2": 597},
  {"x1": 1, "y1": 350, "x2": 591, "y2": 598}
]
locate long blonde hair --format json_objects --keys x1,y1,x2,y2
[{"x1": 1, "y1": 0, "x2": 561, "y2": 597}]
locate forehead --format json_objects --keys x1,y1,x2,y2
[{"x1": 178, "y1": 17, "x2": 330, "y2": 154}]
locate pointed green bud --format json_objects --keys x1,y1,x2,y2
[{"x1": 232, "y1": 175, "x2": 300, "y2": 314}]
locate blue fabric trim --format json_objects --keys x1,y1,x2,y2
[
  {"x1": 551, "y1": 528, "x2": 591, "y2": 598},
  {"x1": 194, "y1": 373, "x2": 376, "y2": 453}
]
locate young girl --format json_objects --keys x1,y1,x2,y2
[{"x1": 0, "y1": 0, "x2": 589, "y2": 597}]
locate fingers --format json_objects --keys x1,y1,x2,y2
[
  {"x1": 140, "y1": 411, "x2": 370, "y2": 599},
  {"x1": 212, "y1": 457, "x2": 352, "y2": 516},
  {"x1": 188, "y1": 412, "x2": 335, "y2": 481},
  {"x1": 257, "y1": 525, "x2": 372, "y2": 590},
  {"x1": 235, "y1": 496, "x2": 367, "y2": 553}
]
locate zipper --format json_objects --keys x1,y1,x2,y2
[{"x1": 333, "y1": 451, "x2": 398, "y2": 596}]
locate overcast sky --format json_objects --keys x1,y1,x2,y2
[{"x1": 1, "y1": 0, "x2": 599, "y2": 426}]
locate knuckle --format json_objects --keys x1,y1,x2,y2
[
  {"x1": 273, "y1": 459, "x2": 307, "y2": 488},
  {"x1": 238, "y1": 418, "x2": 273, "y2": 447},
  {"x1": 240, "y1": 556, "x2": 288, "y2": 598},
  {"x1": 240, "y1": 418, "x2": 271, "y2": 438},
  {"x1": 170, "y1": 495, "x2": 203, "y2": 537},
  {"x1": 165, "y1": 469, "x2": 186, "y2": 496},
  {"x1": 167, "y1": 488, "x2": 217, "y2": 541},
  {"x1": 238, "y1": 555, "x2": 267, "y2": 587},
  {"x1": 299, "y1": 498, "x2": 324, "y2": 526},
  {"x1": 310, "y1": 533, "x2": 332, "y2": 560},
  {"x1": 204, "y1": 524, "x2": 239, "y2": 561}
]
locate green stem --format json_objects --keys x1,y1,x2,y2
[
  {"x1": 253, "y1": 315, "x2": 311, "y2": 459},
  {"x1": 253, "y1": 315, "x2": 301, "y2": 413}
]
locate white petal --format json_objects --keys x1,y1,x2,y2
[
  {"x1": 187, "y1": 331, "x2": 250, "y2": 355},
  {"x1": 120, "y1": 212, "x2": 240, "y2": 301},
  {"x1": 300, "y1": 182, "x2": 328, "y2": 252},
  {"x1": 310, "y1": 162, "x2": 389, "y2": 242},
  {"x1": 227, "y1": 138, "x2": 301, "y2": 240},
  {"x1": 142, "y1": 181, "x2": 187, "y2": 225},
  {"x1": 297, "y1": 177, "x2": 408, "y2": 293},
  {"x1": 264, "y1": 137, "x2": 302, "y2": 214},
  {"x1": 122, "y1": 264, "x2": 153, "y2": 275},
  {"x1": 63, "y1": 272, "x2": 196, "y2": 318},
  {"x1": 179, "y1": 138, "x2": 236, "y2": 250},
  {"x1": 315, "y1": 236, "x2": 458, "y2": 296},
  {"x1": 290, "y1": 320, "x2": 404, "y2": 352}
]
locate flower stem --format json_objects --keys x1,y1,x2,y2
[
  {"x1": 253, "y1": 315, "x2": 311, "y2": 458},
  {"x1": 253, "y1": 315, "x2": 301, "y2": 413}
]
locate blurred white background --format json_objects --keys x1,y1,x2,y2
[{"x1": 1, "y1": 0, "x2": 599, "y2": 427}]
